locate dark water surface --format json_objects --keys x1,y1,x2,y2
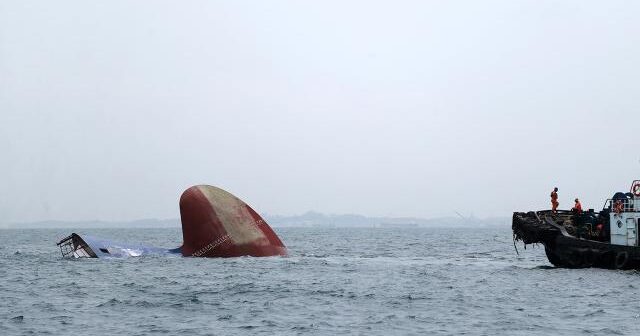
[{"x1": 1, "y1": 227, "x2": 640, "y2": 335}]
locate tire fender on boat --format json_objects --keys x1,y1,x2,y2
[
  {"x1": 615, "y1": 251, "x2": 629, "y2": 269},
  {"x1": 582, "y1": 249, "x2": 594, "y2": 267}
]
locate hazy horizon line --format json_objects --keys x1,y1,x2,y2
[{"x1": 0, "y1": 211, "x2": 511, "y2": 229}]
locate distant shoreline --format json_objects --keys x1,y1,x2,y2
[{"x1": 1, "y1": 212, "x2": 509, "y2": 229}]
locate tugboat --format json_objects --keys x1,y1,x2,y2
[{"x1": 513, "y1": 180, "x2": 640, "y2": 269}]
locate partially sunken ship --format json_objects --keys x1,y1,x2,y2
[
  {"x1": 57, "y1": 185, "x2": 287, "y2": 258},
  {"x1": 513, "y1": 180, "x2": 640, "y2": 269}
]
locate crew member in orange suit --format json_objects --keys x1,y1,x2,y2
[
  {"x1": 572, "y1": 198, "x2": 583, "y2": 214},
  {"x1": 550, "y1": 187, "x2": 559, "y2": 214},
  {"x1": 614, "y1": 199, "x2": 624, "y2": 214}
]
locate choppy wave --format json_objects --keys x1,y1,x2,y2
[{"x1": 1, "y1": 227, "x2": 639, "y2": 335}]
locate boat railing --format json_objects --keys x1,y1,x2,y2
[{"x1": 604, "y1": 198, "x2": 638, "y2": 213}]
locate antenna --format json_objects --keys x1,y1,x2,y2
[{"x1": 454, "y1": 211, "x2": 466, "y2": 220}]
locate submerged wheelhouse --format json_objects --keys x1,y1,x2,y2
[
  {"x1": 56, "y1": 233, "x2": 180, "y2": 259},
  {"x1": 57, "y1": 233, "x2": 97, "y2": 258}
]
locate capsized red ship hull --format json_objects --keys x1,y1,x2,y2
[
  {"x1": 179, "y1": 185, "x2": 287, "y2": 257},
  {"x1": 56, "y1": 185, "x2": 287, "y2": 258}
]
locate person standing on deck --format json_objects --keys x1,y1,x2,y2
[{"x1": 550, "y1": 187, "x2": 559, "y2": 214}]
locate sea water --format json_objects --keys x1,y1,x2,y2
[{"x1": 1, "y1": 227, "x2": 639, "y2": 335}]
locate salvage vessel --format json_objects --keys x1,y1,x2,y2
[{"x1": 513, "y1": 180, "x2": 640, "y2": 269}]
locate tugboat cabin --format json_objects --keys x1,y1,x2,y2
[{"x1": 606, "y1": 181, "x2": 640, "y2": 247}]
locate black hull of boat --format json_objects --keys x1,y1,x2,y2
[
  {"x1": 513, "y1": 211, "x2": 640, "y2": 269},
  {"x1": 543, "y1": 234, "x2": 640, "y2": 269}
]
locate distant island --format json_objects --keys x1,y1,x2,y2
[
  {"x1": 265, "y1": 211, "x2": 508, "y2": 228},
  {"x1": 2, "y1": 211, "x2": 509, "y2": 229}
]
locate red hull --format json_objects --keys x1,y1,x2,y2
[{"x1": 179, "y1": 185, "x2": 287, "y2": 258}]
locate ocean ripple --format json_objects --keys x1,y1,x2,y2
[{"x1": 1, "y1": 227, "x2": 640, "y2": 335}]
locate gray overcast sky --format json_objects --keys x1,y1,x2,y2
[{"x1": 1, "y1": 1, "x2": 639, "y2": 224}]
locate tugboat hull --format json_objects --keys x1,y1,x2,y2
[{"x1": 543, "y1": 235, "x2": 636, "y2": 269}]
